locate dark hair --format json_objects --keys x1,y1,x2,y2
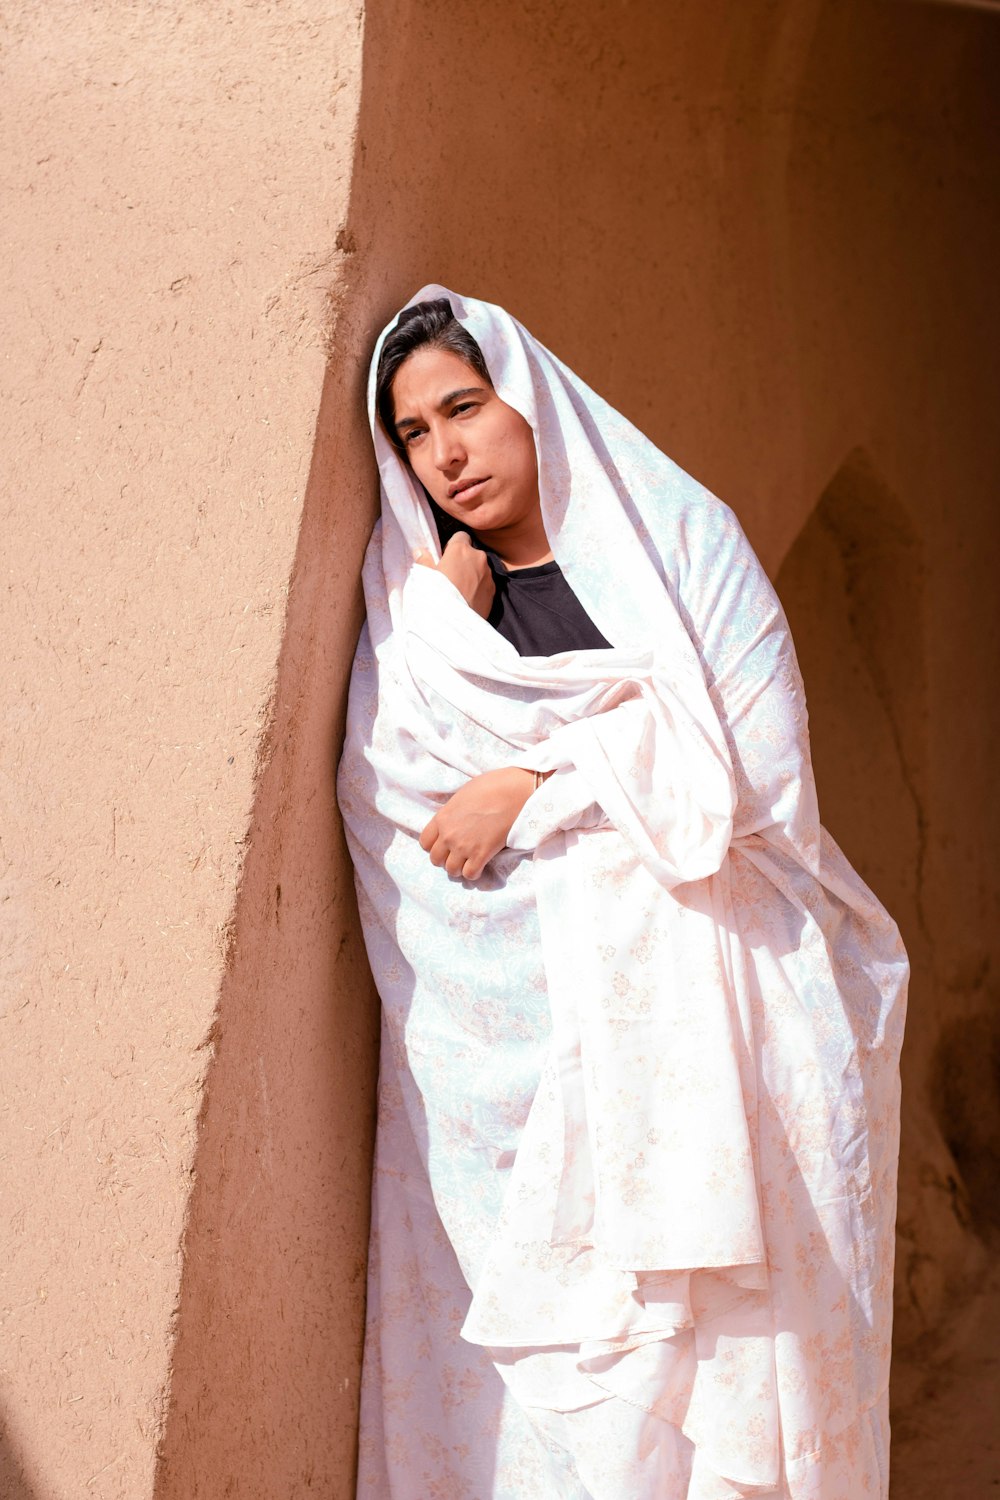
[{"x1": 374, "y1": 297, "x2": 493, "y2": 452}]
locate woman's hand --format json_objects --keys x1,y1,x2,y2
[
  {"x1": 415, "y1": 532, "x2": 495, "y2": 620},
  {"x1": 419, "y1": 766, "x2": 543, "y2": 880}
]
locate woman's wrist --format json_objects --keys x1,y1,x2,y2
[{"x1": 515, "y1": 766, "x2": 554, "y2": 792}]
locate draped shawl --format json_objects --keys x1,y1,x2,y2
[{"x1": 337, "y1": 286, "x2": 908, "y2": 1500}]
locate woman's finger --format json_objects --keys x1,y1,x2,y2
[{"x1": 418, "y1": 816, "x2": 439, "y2": 852}]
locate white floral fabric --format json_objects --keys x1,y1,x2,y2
[{"x1": 337, "y1": 286, "x2": 909, "y2": 1499}]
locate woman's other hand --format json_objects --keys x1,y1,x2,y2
[
  {"x1": 414, "y1": 532, "x2": 495, "y2": 619},
  {"x1": 419, "y1": 766, "x2": 542, "y2": 880}
]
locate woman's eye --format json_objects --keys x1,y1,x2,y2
[{"x1": 401, "y1": 428, "x2": 424, "y2": 445}]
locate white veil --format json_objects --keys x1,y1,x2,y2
[{"x1": 339, "y1": 286, "x2": 908, "y2": 1500}]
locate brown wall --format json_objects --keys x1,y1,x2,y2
[
  {"x1": 2, "y1": 0, "x2": 996, "y2": 1496},
  {"x1": 152, "y1": 326, "x2": 381, "y2": 1500},
  {"x1": 761, "y1": 1, "x2": 1000, "y2": 1340}
]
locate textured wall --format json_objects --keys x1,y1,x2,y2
[
  {"x1": 0, "y1": 4, "x2": 366, "y2": 1497},
  {"x1": 765, "y1": 1, "x2": 1000, "y2": 1344},
  {"x1": 153, "y1": 311, "x2": 381, "y2": 1499},
  {"x1": 2, "y1": 0, "x2": 996, "y2": 1497}
]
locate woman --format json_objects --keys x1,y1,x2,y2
[{"x1": 337, "y1": 287, "x2": 908, "y2": 1500}]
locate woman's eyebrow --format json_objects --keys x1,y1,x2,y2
[{"x1": 395, "y1": 387, "x2": 488, "y2": 430}]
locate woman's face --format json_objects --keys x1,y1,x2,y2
[{"x1": 389, "y1": 346, "x2": 541, "y2": 537}]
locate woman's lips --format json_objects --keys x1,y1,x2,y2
[{"x1": 449, "y1": 476, "x2": 490, "y2": 502}]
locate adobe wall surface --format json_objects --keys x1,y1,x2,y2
[
  {"x1": 2, "y1": 0, "x2": 996, "y2": 1497},
  {"x1": 0, "y1": 5, "x2": 367, "y2": 1497},
  {"x1": 772, "y1": 0, "x2": 1000, "y2": 1333}
]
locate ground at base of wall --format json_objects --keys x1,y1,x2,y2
[{"x1": 890, "y1": 1259, "x2": 1000, "y2": 1497}]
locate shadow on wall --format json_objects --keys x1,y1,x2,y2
[
  {"x1": 933, "y1": 1009, "x2": 1000, "y2": 1239},
  {"x1": 152, "y1": 328, "x2": 382, "y2": 1500},
  {"x1": 776, "y1": 448, "x2": 926, "y2": 944},
  {"x1": 0, "y1": 1414, "x2": 45, "y2": 1500},
  {"x1": 775, "y1": 448, "x2": 989, "y2": 1346}
]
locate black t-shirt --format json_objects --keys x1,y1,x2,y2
[{"x1": 482, "y1": 547, "x2": 613, "y2": 657}]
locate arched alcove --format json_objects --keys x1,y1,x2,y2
[
  {"x1": 776, "y1": 447, "x2": 926, "y2": 943},
  {"x1": 776, "y1": 448, "x2": 989, "y2": 1350}
]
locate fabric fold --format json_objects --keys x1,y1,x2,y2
[{"x1": 517, "y1": 685, "x2": 736, "y2": 888}]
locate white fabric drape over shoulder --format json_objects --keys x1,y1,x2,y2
[{"x1": 337, "y1": 286, "x2": 908, "y2": 1500}]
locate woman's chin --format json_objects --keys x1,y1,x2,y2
[{"x1": 451, "y1": 503, "x2": 506, "y2": 536}]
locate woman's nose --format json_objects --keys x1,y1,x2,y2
[{"x1": 430, "y1": 421, "x2": 465, "y2": 471}]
